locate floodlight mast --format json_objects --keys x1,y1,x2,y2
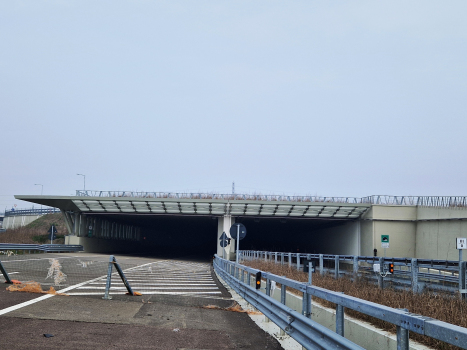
[{"x1": 77, "y1": 174, "x2": 86, "y2": 192}]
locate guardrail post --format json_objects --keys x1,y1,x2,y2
[
  {"x1": 265, "y1": 278, "x2": 271, "y2": 323},
  {"x1": 334, "y1": 255, "x2": 340, "y2": 279},
  {"x1": 302, "y1": 290, "x2": 308, "y2": 317},
  {"x1": 411, "y1": 258, "x2": 419, "y2": 293},
  {"x1": 397, "y1": 308, "x2": 409, "y2": 350},
  {"x1": 297, "y1": 254, "x2": 301, "y2": 271},
  {"x1": 459, "y1": 261, "x2": 466, "y2": 301},
  {"x1": 281, "y1": 253, "x2": 284, "y2": 265},
  {"x1": 241, "y1": 269, "x2": 245, "y2": 283},
  {"x1": 103, "y1": 255, "x2": 114, "y2": 300},
  {"x1": 336, "y1": 292, "x2": 344, "y2": 336},
  {"x1": 353, "y1": 255, "x2": 359, "y2": 279},
  {"x1": 264, "y1": 252, "x2": 267, "y2": 262},
  {"x1": 280, "y1": 284, "x2": 287, "y2": 336},
  {"x1": 0, "y1": 260, "x2": 12, "y2": 284},
  {"x1": 304, "y1": 262, "x2": 312, "y2": 319},
  {"x1": 288, "y1": 253, "x2": 292, "y2": 268},
  {"x1": 319, "y1": 254, "x2": 324, "y2": 275},
  {"x1": 275, "y1": 252, "x2": 278, "y2": 263},
  {"x1": 378, "y1": 257, "x2": 384, "y2": 289}
]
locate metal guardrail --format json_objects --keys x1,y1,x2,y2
[
  {"x1": 240, "y1": 251, "x2": 467, "y2": 296},
  {"x1": 214, "y1": 255, "x2": 364, "y2": 350},
  {"x1": 75, "y1": 190, "x2": 467, "y2": 208},
  {"x1": 0, "y1": 243, "x2": 83, "y2": 253},
  {"x1": 5, "y1": 208, "x2": 60, "y2": 217},
  {"x1": 215, "y1": 255, "x2": 467, "y2": 349}
]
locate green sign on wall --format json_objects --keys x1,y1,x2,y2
[{"x1": 381, "y1": 235, "x2": 389, "y2": 248}]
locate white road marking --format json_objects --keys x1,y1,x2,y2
[
  {"x1": 67, "y1": 291, "x2": 222, "y2": 295},
  {"x1": 76, "y1": 259, "x2": 221, "y2": 298},
  {"x1": 0, "y1": 259, "x2": 167, "y2": 316},
  {"x1": 77, "y1": 286, "x2": 219, "y2": 290}
]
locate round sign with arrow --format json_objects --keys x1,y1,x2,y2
[{"x1": 230, "y1": 223, "x2": 247, "y2": 240}]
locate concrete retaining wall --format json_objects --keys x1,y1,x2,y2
[
  {"x1": 361, "y1": 205, "x2": 467, "y2": 260},
  {"x1": 2, "y1": 215, "x2": 42, "y2": 229}
]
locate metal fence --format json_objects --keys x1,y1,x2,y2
[
  {"x1": 240, "y1": 250, "x2": 467, "y2": 296},
  {"x1": 214, "y1": 255, "x2": 467, "y2": 350},
  {"x1": 75, "y1": 190, "x2": 467, "y2": 208},
  {"x1": 0, "y1": 243, "x2": 83, "y2": 253},
  {"x1": 5, "y1": 208, "x2": 61, "y2": 217}
]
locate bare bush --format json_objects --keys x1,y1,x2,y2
[{"x1": 244, "y1": 260, "x2": 467, "y2": 350}]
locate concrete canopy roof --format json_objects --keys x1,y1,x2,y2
[{"x1": 15, "y1": 195, "x2": 370, "y2": 219}]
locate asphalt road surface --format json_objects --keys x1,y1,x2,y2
[{"x1": 0, "y1": 253, "x2": 282, "y2": 350}]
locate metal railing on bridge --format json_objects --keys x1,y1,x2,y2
[
  {"x1": 5, "y1": 208, "x2": 61, "y2": 217},
  {"x1": 240, "y1": 250, "x2": 467, "y2": 296},
  {"x1": 75, "y1": 190, "x2": 467, "y2": 208},
  {"x1": 214, "y1": 255, "x2": 467, "y2": 350}
]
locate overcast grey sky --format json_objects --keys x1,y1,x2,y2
[{"x1": 1, "y1": 1, "x2": 466, "y2": 210}]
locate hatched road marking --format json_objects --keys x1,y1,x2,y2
[{"x1": 68, "y1": 260, "x2": 222, "y2": 297}]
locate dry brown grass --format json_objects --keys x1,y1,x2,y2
[
  {"x1": 0, "y1": 214, "x2": 67, "y2": 244},
  {"x1": 244, "y1": 260, "x2": 467, "y2": 350}
]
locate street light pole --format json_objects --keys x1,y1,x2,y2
[
  {"x1": 77, "y1": 174, "x2": 86, "y2": 193},
  {"x1": 34, "y1": 184, "x2": 43, "y2": 211}
]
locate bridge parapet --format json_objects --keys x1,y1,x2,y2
[{"x1": 75, "y1": 191, "x2": 467, "y2": 209}]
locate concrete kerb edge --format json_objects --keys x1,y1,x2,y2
[{"x1": 214, "y1": 269, "x2": 303, "y2": 350}]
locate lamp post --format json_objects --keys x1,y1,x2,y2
[
  {"x1": 77, "y1": 174, "x2": 86, "y2": 194},
  {"x1": 34, "y1": 184, "x2": 43, "y2": 211}
]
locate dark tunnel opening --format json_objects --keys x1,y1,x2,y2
[
  {"x1": 91, "y1": 214, "x2": 218, "y2": 258},
  {"x1": 86, "y1": 214, "x2": 351, "y2": 257},
  {"x1": 236, "y1": 217, "x2": 349, "y2": 253}
]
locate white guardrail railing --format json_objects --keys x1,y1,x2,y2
[{"x1": 214, "y1": 255, "x2": 467, "y2": 350}]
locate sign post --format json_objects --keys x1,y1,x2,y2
[
  {"x1": 48, "y1": 225, "x2": 57, "y2": 244},
  {"x1": 457, "y1": 237, "x2": 466, "y2": 262},
  {"x1": 456, "y1": 238, "x2": 467, "y2": 300},
  {"x1": 230, "y1": 223, "x2": 247, "y2": 264}
]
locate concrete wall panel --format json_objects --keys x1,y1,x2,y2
[
  {"x1": 370, "y1": 206, "x2": 417, "y2": 221},
  {"x1": 373, "y1": 221, "x2": 416, "y2": 258},
  {"x1": 417, "y1": 207, "x2": 467, "y2": 221},
  {"x1": 3, "y1": 215, "x2": 42, "y2": 229},
  {"x1": 360, "y1": 220, "x2": 374, "y2": 256},
  {"x1": 416, "y1": 221, "x2": 467, "y2": 260}
]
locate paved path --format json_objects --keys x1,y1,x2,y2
[{"x1": 0, "y1": 253, "x2": 283, "y2": 350}]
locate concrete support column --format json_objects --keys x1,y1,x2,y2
[
  {"x1": 60, "y1": 210, "x2": 73, "y2": 235},
  {"x1": 217, "y1": 215, "x2": 234, "y2": 260},
  {"x1": 73, "y1": 213, "x2": 79, "y2": 235},
  {"x1": 78, "y1": 214, "x2": 85, "y2": 237}
]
